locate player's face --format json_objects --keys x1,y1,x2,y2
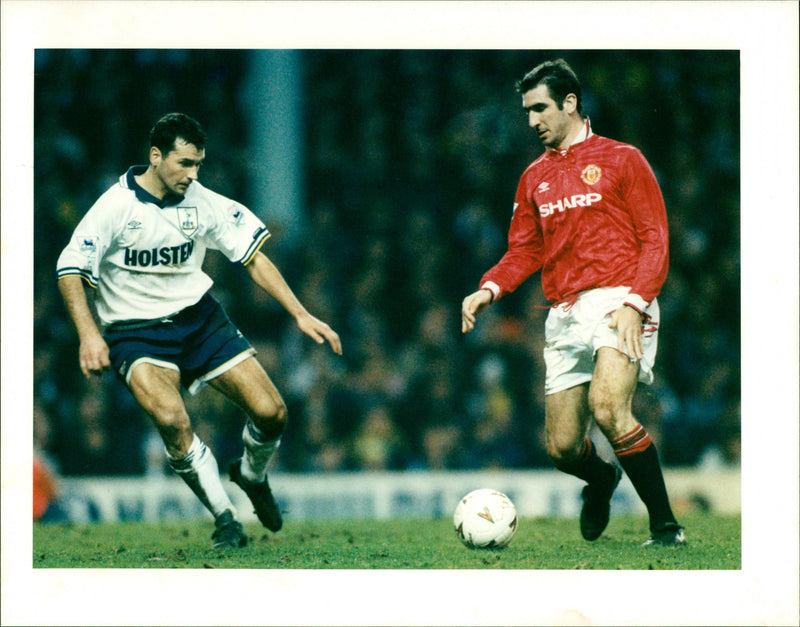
[
  {"x1": 522, "y1": 84, "x2": 573, "y2": 150},
  {"x1": 153, "y1": 139, "x2": 205, "y2": 196}
]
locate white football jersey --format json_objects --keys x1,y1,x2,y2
[{"x1": 57, "y1": 166, "x2": 270, "y2": 326}]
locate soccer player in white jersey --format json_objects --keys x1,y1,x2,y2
[
  {"x1": 57, "y1": 113, "x2": 342, "y2": 548},
  {"x1": 462, "y1": 60, "x2": 685, "y2": 546}
]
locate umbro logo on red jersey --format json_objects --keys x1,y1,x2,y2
[{"x1": 537, "y1": 181, "x2": 550, "y2": 193}]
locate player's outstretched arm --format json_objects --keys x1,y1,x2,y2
[
  {"x1": 245, "y1": 251, "x2": 342, "y2": 355},
  {"x1": 57, "y1": 275, "x2": 111, "y2": 378},
  {"x1": 461, "y1": 288, "x2": 494, "y2": 334}
]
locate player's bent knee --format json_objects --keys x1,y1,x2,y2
[
  {"x1": 149, "y1": 393, "x2": 187, "y2": 420},
  {"x1": 589, "y1": 405, "x2": 637, "y2": 440},
  {"x1": 546, "y1": 437, "x2": 583, "y2": 467},
  {"x1": 148, "y1": 401, "x2": 192, "y2": 434},
  {"x1": 269, "y1": 402, "x2": 288, "y2": 433},
  {"x1": 588, "y1": 392, "x2": 623, "y2": 427},
  {"x1": 276, "y1": 401, "x2": 288, "y2": 426},
  {"x1": 590, "y1": 405, "x2": 616, "y2": 428},
  {"x1": 250, "y1": 398, "x2": 288, "y2": 438},
  {"x1": 151, "y1": 411, "x2": 194, "y2": 457},
  {"x1": 155, "y1": 414, "x2": 192, "y2": 439}
]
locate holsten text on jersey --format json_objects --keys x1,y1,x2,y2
[{"x1": 124, "y1": 241, "x2": 195, "y2": 267}]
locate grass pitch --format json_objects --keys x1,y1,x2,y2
[{"x1": 33, "y1": 512, "x2": 739, "y2": 570}]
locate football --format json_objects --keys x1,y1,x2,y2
[{"x1": 453, "y1": 488, "x2": 518, "y2": 549}]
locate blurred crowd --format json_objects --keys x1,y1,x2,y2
[{"x1": 33, "y1": 49, "x2": 741, "y2": 478}]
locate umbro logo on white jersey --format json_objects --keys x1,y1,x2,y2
[
  {"x1": 537, "y1": 182, "x2": 550, "y2": 193},
  {"x1": 127, "y1": 220, "x2": 142, "y2": 230}
]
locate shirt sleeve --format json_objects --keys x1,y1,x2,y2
[
  {"x1": 56, "y1": 200, "x2": 113, "y2": 288},
  {"x1": 621, "y1": 148, "x2": 669, "y2": 304},
  {"x1": 479, "y1": 175, "x2": 545, "y2": 299},
  {"x1": 203, "y1": 192, "x2": 271, "y2": 265}
]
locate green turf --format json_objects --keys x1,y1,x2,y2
[{"x1": 33, "y1": 512, "x2": 740, "y2": 569}]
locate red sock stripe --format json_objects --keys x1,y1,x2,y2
[{"x1": 612, "y1": 425, "x2": 652, "y2": 457}]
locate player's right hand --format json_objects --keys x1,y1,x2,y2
[
  {"x1": 78, "y1": 334, "x2": 111, "y2": 378},
  {"x1": 296, "y1": 312, "x2": 343, "y2": 356},
  {"x1": 461, "y1": 289, "x2": 493, "y2": 334}
]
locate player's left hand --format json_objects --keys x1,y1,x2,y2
[
  {"x1": 608, "y1": 305, "x2": 644, "y2": 362},
  {"x1": 296, "y1": 312, "x2": 343, "y2": 355},
  {"x1": 461, "y1": 288, "x2": 494, "y2": 333}
]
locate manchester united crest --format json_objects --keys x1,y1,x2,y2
[{"x1": 580, "y1": 164, "x2": 602, "y2": 185}]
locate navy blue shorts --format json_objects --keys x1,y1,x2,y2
[{"x1": 105, "y1": 292, "x2": 254, "y2": 394}]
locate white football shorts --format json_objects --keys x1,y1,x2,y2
[{"x1": 543, "y1": 286, "x2": 659, "y2": 395}]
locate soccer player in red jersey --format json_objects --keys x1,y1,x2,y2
[{"x1": 462, "y1": 59, "x2": 685, "y2": 546}]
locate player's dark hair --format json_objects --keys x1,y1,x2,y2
[
  {"x1": 149, "y1": 112, "x2": 207, "y2": 156},
  {"x1": 516, "y1": 59, "x2": 583, "y2": 115}
]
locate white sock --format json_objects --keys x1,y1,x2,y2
[
  {"x1": 241, "y1": 420, "x2": 280, "y2": 483},
  {"x1": 167, "y1": 433, "x2": 236, "y2": 519}
]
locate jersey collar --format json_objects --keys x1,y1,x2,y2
[
  {"x1": 547, "y1": 118, "x2": 593, "y2": 157},
  {"x1": 125, "y1": 165, "x2": 186, "y2": 208},
  {"x1": 571, "y1": 118, "x2": 593, "y2": 146}
]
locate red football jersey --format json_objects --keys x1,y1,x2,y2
[{"x1": 481, "y1": 131, "x2": 669, "y2": 307}]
